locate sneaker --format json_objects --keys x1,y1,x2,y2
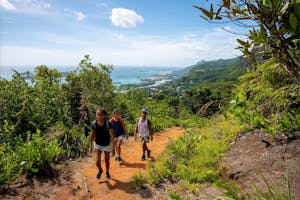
[
  {"x1": 147, "y1": 150, "x2": 151, "y2": 158},
  {"x1": 141, "y1": 154, "x2": 146, "y2": 161},
  {"x1": 117, "y1": 156, "x2": 122, "y2": 162},
  {"x1": 105, "y1": 172, "x2": 111, "y2": 181},
  {"x1": 96, "y1": 169, "x2": 103, "y2": 179},
  {"x1": 115, "y1": 156, "x2": 119, "y2": 161}
]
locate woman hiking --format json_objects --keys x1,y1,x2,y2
[
  {"x1": 110, "y1": 109, "x2": 128, "y2": 163},
  {"x1": 89, "y1": 107, "x2": 115, "y2": 181}
]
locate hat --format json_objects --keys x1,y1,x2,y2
[{"x1": 141, "y1": 108, "x2": 148, "y2": 113}]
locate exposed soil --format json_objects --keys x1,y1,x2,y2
[
  {"x1": 1, "y1": 127, "x2": 184, "y2": 200},
  {"x1": 221, "y1": 130, "x2": 300, "y2": 200}
]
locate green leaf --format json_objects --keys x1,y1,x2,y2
[
  {"x1": 194, "y1": 5, "x2": 213, "y2": 20},
  {"x1": 237, "y1": 38, "x2": 248, "y2": 47},
  {"x1": 294, "y1": 3, "x2": 300, "y2": 17},
  {"x1": 215, "y1": 6, "x2": 222, "y2": 20},
  {"x1": 289, "y1": 13, "x2": 298, "y2": 31},
  {"x1": 263, "y1": 0, "x2": 272, "y2": 7},
  {"x1": 280, "y1": 2, "x2": 290, "y2": 15},
  {"x1": 31, "y1": 167, "x2": 39, "y2": 173}
]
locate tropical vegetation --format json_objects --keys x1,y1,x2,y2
[{"x1": 0, "y1": 0, "x2": 299, "y2": 199}]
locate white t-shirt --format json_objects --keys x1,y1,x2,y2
[{"x1": 137, "y1": 117, "x2": 150, "y2": 137}]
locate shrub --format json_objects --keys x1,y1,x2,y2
[
  {"x1": 230, "y1": 60, "x2": 300, "y2": 136},
  {"x1": 48, "y1": 123, "x2": 89, "y2": 159},
  {"x1": 0, "y1": 130, "x2": 60, "y2": 185}
]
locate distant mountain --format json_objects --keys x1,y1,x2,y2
[
  {"x1": 177, "y1": 57, "x2": 246, "y2": 85},
  {"x1": 157, "y1": 56, "x2": 249, "y2": 94}
]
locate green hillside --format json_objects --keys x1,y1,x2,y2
[{"x1": 173, "y1": 57, "x2": 246, "y2": 90}]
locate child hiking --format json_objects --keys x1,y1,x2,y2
[
  {"x1": 89, "y1": 107, "x2": 115, "y2": 181},
  {"x1": 110, "y1": 109, "x2": 128, "y2": 163},
  {"x1": 134, "y1": 108, "x2": 153, "y2": 161}
]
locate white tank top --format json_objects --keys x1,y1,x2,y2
[{"x1": 137, "y1": 117, "x2": 149, "y2": 137}]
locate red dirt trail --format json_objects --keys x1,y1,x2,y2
[{"x1": 52, "y1": 127, "x2": 184, "y2": 200}]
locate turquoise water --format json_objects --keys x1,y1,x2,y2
[
  {"x1": 0, "y1": 66, "x2": 182, "y2": 85},
  {"x1": 111, "y1": 66, "x2": 180, "y2": 85}
]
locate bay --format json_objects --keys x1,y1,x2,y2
[{"x1": 0, "y1": 66, "x2": 182, "y2": 86}]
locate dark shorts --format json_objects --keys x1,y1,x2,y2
[{"x1": 140, "y1": 135, "x2": 150, "y2": 143}]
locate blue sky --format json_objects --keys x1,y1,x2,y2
[{"x1": 0, "y1": 0, "x2": 246, "y2": 71}]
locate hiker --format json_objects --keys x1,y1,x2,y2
[
  {"x1": 134, "y1": 108, "x2": 153, "y2": 161},
  {"x1": 89, "y1": 107, "x2": 115, "y2": 181},
  {"x1": 110, "y1": 109, "x2": 128, "y2": 163}
]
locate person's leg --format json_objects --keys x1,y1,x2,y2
[
  {"x1": 95, "y1": 149, "x2": 102, "y2": 170},
  {"x1": 142, "y1": 142, "x2": 147, "y2": 155},
  {"x1": 104, "y1": 151, "x2": 111, "y2": 180},
  {"x1": 141, "y1": 142, "x2": 147, "y2": 160},
  {"x1": 117, "y1": 139, "x2": 122, "y2": 157},
  {"x1": 104, "y1": 151, "x2": 110, "y2": 172},
  {"x1": 114, "y1": 138, "x2": 118, "y2": 160},
  {"x1": 95, "y1": 149, "x2": 103, "y2": 179}
]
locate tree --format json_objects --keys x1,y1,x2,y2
[
  {"x1": 77, "y1": 55, "x2": 115, "y2": 119},
  {"x1": 195, "y1": 0, "x2": 300, "y2": 82},
  {"x1": 32, "y1": 66, "x2": 67, "y2": 130}
]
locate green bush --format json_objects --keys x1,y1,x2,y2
[
  {"x1": 229, "y1": 60, "x2": 300, "y2": 136},
  {"x1": 0, "y1": 130, "x2": 60, "y2": 185},
  {"x1": 48, "y1": 123, "x2": 89, "y2": 159}
]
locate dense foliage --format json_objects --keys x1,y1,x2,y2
[
  {"x1": 0, "y1": 55, "x2": 115, "y2": 185},
  {"x1": 195, "y1": 0, "x2": 299, "y2": 81},
  {"x1": 229, "y1": 60, "x2": 300, "y2": 136}
]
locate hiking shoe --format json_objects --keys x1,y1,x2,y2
[
  {"x1": 105, "y1": 172, "x2": 111, "y2": 181},
  {"x1": 141, "y1": 155, "x2": 146, "y2": 161},
  {"x1": 147, "y1": 150, "x2": 151, "y2": 158},
  {"x1": 96, "y1": 169, "x2": 103, "y2": 179}
]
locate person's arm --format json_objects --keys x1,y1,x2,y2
[
  {"x1": 89, "y1": 129, "x2": 95, "y2": 153},
  {"x1": 148, "y1": 119, "x2": 153, "y2": 141},
  {"x1": 109, "y1": 127, "x2": 115, "y2": 156},
  {"x1": 134, "y1": 119, "x2": 139, "y2": 141},
  {"x1": 122, "y1": 119, "x2": 128, "y2": 140}
]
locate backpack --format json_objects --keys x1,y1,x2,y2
[
  {"x1": 92, "y1": 119, "x2": 110, "y2": 129},
  {"x1": 110, "y1": 117, "x2": 124, "y2": 127}
]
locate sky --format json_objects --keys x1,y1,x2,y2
[{"x1": 0, "y1": 0, "x2": 247, "y2": 72}]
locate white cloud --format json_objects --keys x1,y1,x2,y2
[
  {"x1": 117, "y1": 33, "x2": 124, "y2": 40},
  {"x1": 42, "y1": 2, "x2": 50, "y2": 9},
  {"x1": 110, "y1": 8, "x2": 144, "y2": 28},
  {"x1": 7, "y1": 0, "x2": 51, "y2": 14},
  {"x1": 1, "y1": 46, "x2": 83, "y2": 66},
  {"x1": 64, "y1": 9, "x2": 86, "y2": 21},
  {"x1": 100, "y1": 2, "x2": 107, "y2": 7},
  {"x1": 0, "y1": 28, "x2": 243, "y2": 67},
  {"x1": 75, "y1": 11, "x2": 85, "y2": 21},
  {"x1": 0, "y1": 0, "x2": 17, "y2": 11}
]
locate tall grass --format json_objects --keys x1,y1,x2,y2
[{"x1": 132, "y1": 116, "x2": 244, "y2": 192}]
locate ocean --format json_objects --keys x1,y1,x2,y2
[
  {"x1": 0, "y1": 66, "x2": 182, "y2": 86},
  {"x1": 111, "y1": 66, "x2": 181, "y2": 85}
]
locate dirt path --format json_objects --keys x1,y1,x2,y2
[{"x1": 3, "y1": 127, "x2": 184, "y2": 200}]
